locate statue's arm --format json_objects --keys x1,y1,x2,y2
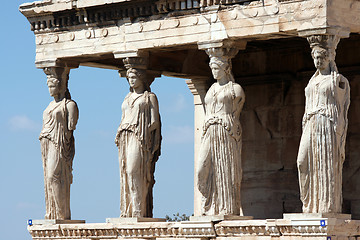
[
  {"x1": 301, "y1": 85, "x2": 310, "y2": 129},
  {"x1": 337, "y1": 75, "x2": 350, "y2": 131},
  {"x1": 66, "y1": 101, "x2": 79, "y2": 131},
  {"x1": 149, "y1": 94, "x2": 160, "y2": 132},
  {"x1": 233, "y1": 84, "x2": 245, "y2": 120},
  {"x1": 149, "y1": 93, "x2": 161, "y2": 155},
  {"x1": 340, "y1": 75, "x2": 350, "y2": 161}
]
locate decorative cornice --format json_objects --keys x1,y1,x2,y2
[
  {"x1": 25, "y1": 1, "x2": 160, "y2": 33},
  {"x1": 200, "y1": 0, "x2": 260, "y2": 8},
  {"x1": 20, "y1": 0, "x2": 259, "y2": 33}
]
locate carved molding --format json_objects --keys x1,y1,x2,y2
[
  {"x1": 26, "y1": 1, "x2": 159, "y2": 33},
  {"x1": 200, "y1": 0, "x2": 258, "y2": 8},
  {"x1": 156, "y1": 0, "x2": 200, "y2": 13},
  {"x1": 28, "y1": 218, "x2": 360, "y2": 239},
  {"x1": 28, "y1": 222, "x2": 216, "y2": 239},
  {"x1": 21, "y1": 0, "x2": 260, "y2": 33},
  {"x1": 279, "y1": 225, "x2": 328, "y2": 236}
]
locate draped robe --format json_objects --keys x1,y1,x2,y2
[
  {"x1": 297, "y1": 71, "x2": 350, "y2": 213},
  {"x1": 197, "y1": 81, "x2": 244, "y2": 216},
  {"x1": 40, "y1": 98, "x2": 77, "y2": 220},
  {"x1": 116, "y1": 91, "x2": 161, "y2": 217}
]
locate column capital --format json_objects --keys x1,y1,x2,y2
[
  {"x1": 36, "y1": 59, "x2": 79, "y2": 69},
  {"x1": 113, "y1": 49, "x2": 149, "y2": 60},
  {"x1": 42, "y1": 66, "x2": 73, "y2": 100},
  {"x1": 198, "y1": 39, "x2": 247, "y2": 51},
  {"x1": 298, "y1": 26, "x2": 350, "y2": 39},
  {"x1": 122, "y1": 55, "x2": 149, "y2": 70},
  {"x1": 118, "y1": 53, "x2": 161, "y2": 88},
  {"x1": 204, "y1": 47, "x2": 239, "y2": 63},
  {"x1": 306, "y1": 34, "x2": 341, "y2": 57},
  {"x1": 43, "y1": 66, "x2": 70, "y2": 79}
]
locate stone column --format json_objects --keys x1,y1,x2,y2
[
  {"x1": 186, "y1": 77, "x2": 210, "y2": 216},
  {"x1": 191, "y1": 40, "x2": 247, "y2": 218},
  {"x1": 40, "y1": 66, "x2": 79, "y2": 221},
  {"x1": 295, "y1": 32, "x2": 351, "y2": 215},
  {"x1": 114, "y1": 53, "x2": 162, "y2": 219}
]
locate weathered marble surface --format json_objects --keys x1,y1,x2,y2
[
  {"x1": 115, "y1": 67, "x2": 161, "y2": 218},
  {"x1": 197, "y1": 47, "x2": 245, "y2": 216},
  {"x1": 20, "y1": 0, "x2": 360, "y2": 69},
  {"x1": 19, "y1": 0, "x2": 360, "y2": 233},
  {"x1": 297, "y1": 35, "x2": 350, "y2": 213},
  {"x1": 40, "y1": 67, "x2": 79, "y2": 220},
  {"x1": 30, "y1": 219, "x2": 85, "y2": 225},
  {"x1": 28, "y1": 217, "x2": 360, "y2": 240},
  {"x1": 106, "y1": 217, "x2": 165, "y2": 223}
]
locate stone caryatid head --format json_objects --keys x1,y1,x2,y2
[
  {"x1": 206, "y1": 47, "x2": 239, "y2": 82},
  {"x1": 122, "y1": 56, "x2": 153, "y2": 92},
  {"x1": 125, "y1": 68, "x2": 151, "y2": 92},
  {"x1": 43, "y1": 67, "x2": 72, "y2": 100},
  {"x1": 307, "y1": 35, "x2": 340, "y2": 73}
]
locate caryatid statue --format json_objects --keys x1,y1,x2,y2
[
  {"x1": 115, "y1": 58, "x2": 161, "y2": 218},
  {"x1": 196, "y1": 47, "x2": 245, "y2": 216},
  {"x1": 297, "y1": 35, "x2": 350, "y2": 213},
  {"x1": 39, "y1": 67, "x2": 79, "y2": 220}
]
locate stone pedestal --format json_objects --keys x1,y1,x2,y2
[
  {"x1": 106, "y1": 217, "x2": 166, "y2": 223},
  {"x1": 28, "y1": 217, "x2": 360, "y2": 239},
  {"x1": 29, "y1": 219, "x2": 85, "y2": 225},
  {"x1": 284, "y1": 213, "x2": 352, "y2": 220},
  {"x1": 190, "y1": 215, "x2": 253, "y2": 222}
]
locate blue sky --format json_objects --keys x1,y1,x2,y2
[{"x1": 1, "y1": 1, "x2": 195, "y2": 239}]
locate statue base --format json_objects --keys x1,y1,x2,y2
[
  {"x1": 30, "y1": 219, "x2": 85, "y2": 225},
  {"x1": 190, "y1": 215, "x2": 253, "y2": 222},
  {"x1": 106, "y1": 217, "x2": 166, "y2": 223},
  {"x1": 28, "y1": 217, "x2": 360, "y2": 239},
  {"x1": 283, "y1": 213, "x2": 351, "y2": 220}
]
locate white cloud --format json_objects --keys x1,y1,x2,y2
[
  {"x1": 163, "y1": 125, "x2": 194, "y2": 144},
  {"x1": 8, "y1": 115, "x2": 41, "y2": 131}
]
